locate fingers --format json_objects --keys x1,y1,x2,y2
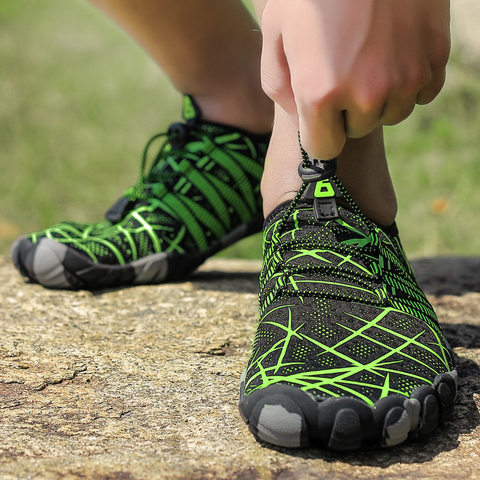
[
  {"x1": 378, "y1": 67, "x2": 446, "y2": 125},
  {"x1": 296, "y1": 66, "x2": 442, "y2": 157},
  {"x1": 380, "y1": 94, "x2": 417, "y2": 126},
  {"x1": 256, "y1": 0, "x2": 451, "y2": 161},
  {"x1": 297, "y1": 102, "x2": 346, "y2": 159},
  {"x1": 344, "y1": 105, "x2": 383, "y2": 139},
  {"x1": 417, "y1": 69, "x2": 447, "y2": 105},
  {"x1": 417, "y1": 26, "x2": 450, "y2": 105},
  {"x1": 260, "y1": 28, "x2": 448, "y2": 158},
  {"x1": 296, "y1": 90, "x2": 417, "y2": 158},
  {"x1": 260, "y1": 11, "x2": 297, "y2": 117}
]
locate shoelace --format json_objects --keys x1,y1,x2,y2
[
  {"x1": 124, "y1": 122, "x2": 209, "y2": 202},
  {"x1": 260, "y1": 210, "x2": 388, "y2": 311},
  {"x1": 260, "y1": 142, "x2": 440, "y2": 328},
  {"x1": 260, "y1": 143, "x2": 391, "y2": 308}
]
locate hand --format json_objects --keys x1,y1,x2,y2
[{"x1": 259, "y1": 0, "x2": 451, "y2": 159}]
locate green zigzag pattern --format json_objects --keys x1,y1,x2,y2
[
  {"x1": 26, "y1": 123, "x2": 268, "y2": 265},
  {"x1": 244, "y1": 177, "x2": 454, "y2": 404}
]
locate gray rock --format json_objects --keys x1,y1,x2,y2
[{"x1": 0, "y1": 256, "x2": 479, "y2": 480}]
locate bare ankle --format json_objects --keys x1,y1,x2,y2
[
  {"x1": 261, "y1": 112, "x2": 398, "y2": 224},
  {"x1": 336, "y1": 128, "x2": 397, "y2": 227},
  {"x1": 194, "y1": 88, "x2": 273, "y2": 134},
  {"x1": 346, "y1": 186, "x2": 398, "y2": 227}
]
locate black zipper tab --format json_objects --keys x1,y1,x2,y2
[
  {"x1": 304, "y1": 178, "x2": 343, "y2": 221},
  {"x1": 299, "y1": 158, "x2": 342, "y2": 221}
]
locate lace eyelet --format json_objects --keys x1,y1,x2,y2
[{"x1": 168, "y1": 122, "x2": 189, "y2": 149}]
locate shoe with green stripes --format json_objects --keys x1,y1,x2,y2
[
  {"x1": 239, "y1": 151, "x2": 457, "y2": 450},
  {"x1": 11, "y1": 96, "x2": 270, "y2": 288}
]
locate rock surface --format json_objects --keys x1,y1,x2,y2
[{"x1": 0, "y1": 255, "x2": 479, "y2": 480}]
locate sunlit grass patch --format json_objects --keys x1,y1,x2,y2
[{"x1": 1, "y1": 0, "x2": 479, "y2": 260}]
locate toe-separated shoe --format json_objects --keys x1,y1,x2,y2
[{"x1": 239, "y1": 153, "x2": 457, "y2": 450}]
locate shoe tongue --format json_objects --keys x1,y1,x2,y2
[{"x1": 182, "y1": 95, "x2": 202, "y2": 126}]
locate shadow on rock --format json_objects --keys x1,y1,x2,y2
[
  {"x1": 190, "y1": 270, "x2": 260, "y2": 294},
  {"x1": 412, "y1": 257, "x2": 480, "y2": 296},
  {"x1": 442, "y1": 322, "x2": 480, "y2": 349},
  {"x1": 88, "y1": 268, "x2": 261, "y2": 296}
]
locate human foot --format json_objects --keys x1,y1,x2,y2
[
  {"x1": 12, "y1": 96, "x2": 270, "y2": 288},
  {"x1": 239, "y1": 152, "x2": 457, "y2": 449}
]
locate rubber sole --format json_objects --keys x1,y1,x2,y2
[
  {"x1": 11, "y1": 215, "x2": 263, "y2": 289},
  {"x1": 238, "y1": 369, "x2": 458, "y2": 450}
]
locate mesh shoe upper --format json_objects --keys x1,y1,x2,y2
[
  {"x1": 244, "y1": 193, "x2": 455, "y2": 405},
  {"x1": 18, "y1": 96, "x2": 269, "y2": 266},
  {"x1": 27, "y1": 220, "x2": 112, "y2": 244},
  {"x1": 66, "y1": 119, "x2": 268, "y2": 265},
  {"x1": 240, "y1": 156, "x2": 456, "y2": 450},
  {"x1": 12, "y1": 95, "x2": 270, "y2": 288}
]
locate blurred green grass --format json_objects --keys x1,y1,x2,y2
[{"x1": 1, "y1": 0, "x2": 479, "y2": 260}]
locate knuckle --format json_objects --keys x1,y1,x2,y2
[
  {"x1": 404, "y1": 67, "x2": 432, "y2": 95},
  {"x1": 382, "y1": 103, "x2": 415, "y2": 126},
  {"x1": 354, "y1": 82, "x2": 389, "y2": 113},
  {"x1": 387, "y1": 73, "x2": 403, "y2": 92},
  {"x1": 429, "y1": 34, "x2": 451, "y2": 71},
  {"x1": 300, "y1": 85, "x2": 342, "y2": 112},
  {"x1": 355, "y1": 90, "x2": 387, "y2": 113},
  {"x1": 293, "y1": 75, "x2": 345, "y2": 109},
  {"x1": 308, "y1": 96, "x2": 330, "y2": 114},
  {"x1": 261, "y1": 68, "x2": 288, "y2": 101}
]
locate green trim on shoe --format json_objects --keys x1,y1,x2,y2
[
  {"x1": 239, "y1": 152, "x2": 457, "y2": 450},
  {"x1": 12, "y1": 95, "x2": 270, "y2": 289}
]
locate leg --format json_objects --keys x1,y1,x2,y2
[
  {"x1": 262, "y1": 105, "x2": 397, "y2": 226},
  {"x1": 89, "y1": 0, "x2": 273, "y2": 133},
  {"x1": 239, "y1": 0, "x2": 457, "y2": 450},
  {"x1": 12, "y1": 0, "x2": 272, "y2": 288}
]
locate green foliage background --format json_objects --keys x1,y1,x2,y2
[{"x1": 1, "y1": 0, "x2": 479, "y2": 259}]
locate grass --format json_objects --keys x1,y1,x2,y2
[
  {"x1": 1, "y1": 0, "x2": 479, "y2": 260},
  {"x1": 386, "y1": 59, "x2": 480, "y2": 257}
]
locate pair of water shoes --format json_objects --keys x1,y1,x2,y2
[{"x1": 12, "y1": 96, "x2": 457, "y2": 450}]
